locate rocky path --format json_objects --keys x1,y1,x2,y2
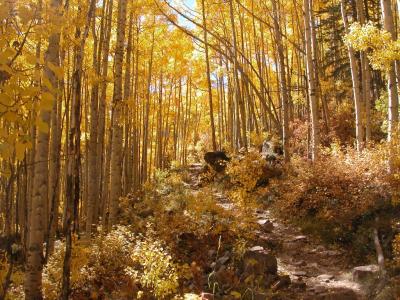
[
  {"x1": 187, "y1": 163, "x2": 373, "y2": 299},
  {"x1": 255, "y1": 209, "x2": 365, "y2": 299}
]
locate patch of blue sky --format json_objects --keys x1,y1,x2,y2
[{"x1": 174, "y1": 0, "x2": 197, "y2": 29}]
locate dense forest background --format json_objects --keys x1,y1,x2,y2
[{"x1": 0, "y1": 0, "x2": 400, "y2": 299}]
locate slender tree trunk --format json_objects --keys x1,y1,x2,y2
[
  {"x1": 108, "y1": 0, "x2": 128, "y2": 228},
  {"x1": 341, "y1": 0, "x2": 364, "y2": 152},
  {"x1": 356, "y1": 0, "x2": 372, "y2": 142},
  {"x1": 304, "y1": 0, "x2": 320, "y2": 160},
  {"x1": 272, "y1": 0, "x2": 290, "y2": 161},
  {"x1": 86, "y1": 4, "x2": 101, "y2": 239},
  {"x1": 97, "y1": 0, "x2": 113, "y2": 222},
  {"x1": 381, "y1": 0, "x2": 399, "y2": 149},
  {"x1": 61, "y1": 1, "x2": 95, "y2": 298},
  {"x1": 24, "y1": 1, "x2": 61, "y2": 298},
  {"x1": 201, "y1": 0, "x2": 217, "y2": 151}
]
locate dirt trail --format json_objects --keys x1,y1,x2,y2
[
  {"x1": 187, "y1": 163, "x2": 367, "y2": 299},
  {"x1": 256, "y1": 209, "x2": 365, "y2": 299}
]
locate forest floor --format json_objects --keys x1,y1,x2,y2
[{"x1": 186, "y1": 163, "x2": 370, "y2": 299}]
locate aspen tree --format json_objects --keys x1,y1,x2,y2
[
  {"x1": 108, "y1": 0, "x2": 128, "y2": 228},
  {"x1": 304, "y1": 0, "x2": 320, "y2": 160},
  {"x1": 24, "y1": 0, "x2": 61, "y2": 298},
  {"x1": 341, "y1": 0, "x2": 364, "y2": 152}
]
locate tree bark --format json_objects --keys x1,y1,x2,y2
[
  {"x1": 24, "y1": 1, "x2": 61, "y2": 298},
  {"x1": 272, "y1": 0, "x2": 290, "y2": 161},
  {"x1": 202, "y1": 0, "x2": 217, "y2": 151},
  {"x1": 108, "y1": 0, "x2": 128, "y2": 228},
  {"x1": 341, "y1": 0, "x2": 364, "y2": 152},
  {"x1": 304, "y1": 0, "x2": 320, "y2": 160}
]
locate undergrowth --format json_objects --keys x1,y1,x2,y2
[{"x1": 268, "y1": 143, "x2": 400, "y2": 262}]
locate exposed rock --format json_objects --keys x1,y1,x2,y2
[
  {"x1": 292, "y1": 235, "x2": 307, "y2": 242},
  {"x1": 257, "y1": 219, "x2": 274, "y2": 232},
  {"x1": 292, "y1": 270, "x2": 307, "y2": 277},
  {"x1": 317, "y1": 274, "x2": 334, "y2": 282},
  {"x1": 249, "y1": 245, "x2": 264, "y2": 252},
  {"x1": 204, "y1": 151, "x2": 230, "y2": 172},
  {"x1": 352, "y1": 264, "x2": 380, "y2": 282},
  {"x1": 292, "y1": 260, "x2": 306, "y2": 267},
  {"x1": 243, "y1": 247, "x2": 277, "y2": 275}
]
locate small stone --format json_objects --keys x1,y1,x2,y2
[
  {"x1": 317, "y1": 274, "x2": 335, "y2": 282},
  {"x1": 352, "y1": 264, "x2": 380, "y2": 282},
  {"x1": 292, "y1": 235, "x2": 307, "y2": 242},
  {"x1": 257, "y1": 219, "x2": 274, "y2": 232},
  {"x1": 249, "y1": 245, "x2": 264, "y2": 251},
  {"x1": 292, "y1": 270, "x2": 307, "y2": 277},
  {"x1": 293, "y1": 260, "x2": 306, "y2": 267}
]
